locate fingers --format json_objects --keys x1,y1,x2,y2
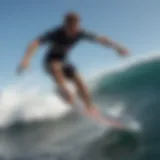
[
  {"x1": 16, "y1": 66, "x2": 22, "y2": 75},
  {"x1": 16, "y1": 64, "x2": 26, "y2": 75},
  {"x1": 117, "y1": 46, "x2": 130, "y2": 57}
]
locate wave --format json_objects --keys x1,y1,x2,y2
[
  {"x1": 82, "y1": 129, "x2": 139, "y2": 160},
  {"x1": 0, "y1": 53, "x2": 160, "y2": 160},
  {"x1": 0, "y1": 52, "x2": 160, "y2": 128},
  {"x1": 92, "y1": 52, "x2": 160, "y2": 94},
  {"x1": 0, "y1": 82, "x2": 71, "y2": 128}
]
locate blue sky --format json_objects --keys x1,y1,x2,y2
[{"x1": 1, "y1": 0, "x2": 160, "y2": 87}]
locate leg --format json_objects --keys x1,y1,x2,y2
[
  {"x1": 67, "y1": 71, "x2": 108, "y2": 120},
  {"x1": 48, "y1": 61, "x2": 75, "y2": 105},
  {"x1": 72, "y1": 73, "x2": 94, "y2": 109},
  {"x1": 63, "y1": 63, "x2": 95, "y2": 109}
]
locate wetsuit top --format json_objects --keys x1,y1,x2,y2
[{"x1": 38, "y1": 26, "x2": 97, "y2": 60}]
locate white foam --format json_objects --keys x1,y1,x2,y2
[
  {"x1": 0, "y1": 81, "x2": 71, "y2": 128},
  {"x1": 106, "y1": 103, "x2": 141, "y2": 132},
  {"x1": 107, "y1": 103, "x2": 125, "y2": 118}
]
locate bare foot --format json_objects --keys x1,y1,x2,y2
[{"x1": 87, "y1": 105, "x2": 100, "y2": 116}]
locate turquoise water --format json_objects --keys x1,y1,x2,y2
[
  {"x1": 92, "y1": 58, "x2": 160, "y2": 160},
  {"x1": 0, "y1": 56, "x2": 160, "y2": 160}
]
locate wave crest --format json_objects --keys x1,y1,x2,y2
[{"x1": 0, "y1": 83, "x2": 70, "y2": 128}]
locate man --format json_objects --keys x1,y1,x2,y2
[{"x1": 17, "y1": 12, "x2": 128, "y2": 112}]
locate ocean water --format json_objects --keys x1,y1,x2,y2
[{"x1": 0, "y1": 54, "x2": 160, "y2": 160}]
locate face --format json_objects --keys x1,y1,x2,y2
[{"x1": 65, "y1": 20, "x2": 80, "y2": 36}]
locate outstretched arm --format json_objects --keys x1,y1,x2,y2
[
  {"x1": 17, "y1": 29, "x2": 56, "y2": 74},
  {"x1": 95, "y1": 36, "x2": 129, "y2": 56},
  {"x1": 81, "y1": 30, "x2": 129, "y2": 56},
  {"x1": 17, "y1": 40, "x2": 40, "y2": 74}
]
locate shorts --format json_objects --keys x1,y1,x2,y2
[{"x1": 44, "y1": 52, "x2": 77, "y2": 79}]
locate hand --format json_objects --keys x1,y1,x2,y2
[
  {"x1": 86, "y1": 105, "x2": 100, "y2": 116},
  {"x1": 16, "y1": 60, "x2": 29, "y2": 75},
  {"x1": 115, "y1": 45, "x2": 129, "y2": 57}
]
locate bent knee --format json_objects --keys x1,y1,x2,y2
[{"x1": 63, "y1": 63, "x2": 77, "y2": 79}]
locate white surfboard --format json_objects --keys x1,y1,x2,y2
[{"x1": 82, "y1": 107, "x2": 127, "y2": 129}]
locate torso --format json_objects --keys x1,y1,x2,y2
[
  {"x1": 48, "y1": 27, "x2": 82, "y2": 56},
  {"x1": 40, "y1": 26, "x2": 95, "y2": 62}
]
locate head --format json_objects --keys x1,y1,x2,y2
[{"x1": 63, "y1": 12, "x2": 81, "y2": 35}]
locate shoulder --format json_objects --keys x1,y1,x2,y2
[
  {"x1": 49, "y1": 26, "x2": 63, "y2": 34},
  {"x1": 78, "y1": 28, "x2": 87, "y2": 36},
  {"x1": 77, "y1": 29, "x2": 89, "y2": 38},
  {"x1": 37, "y1": 26, "x2": 62, "y2": 43},
  {"x1": 78, "y1": 28, "x2": 97, "y2": 40}
]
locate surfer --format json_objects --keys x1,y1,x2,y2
[{"x1": 17, "y1": 12, "x2": 129, "y2": 113}]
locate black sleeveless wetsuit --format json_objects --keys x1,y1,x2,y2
[{"x1": 38, "y1": 26, "x2": 96, "y2": 78}]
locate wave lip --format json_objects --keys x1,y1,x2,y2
[{"x1": 90, "y1": 52, "x2": 160, "y2": 86}]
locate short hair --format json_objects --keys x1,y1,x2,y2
[{"x1": 64, "y1": 12, "x2": 80, "y2": 24}]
